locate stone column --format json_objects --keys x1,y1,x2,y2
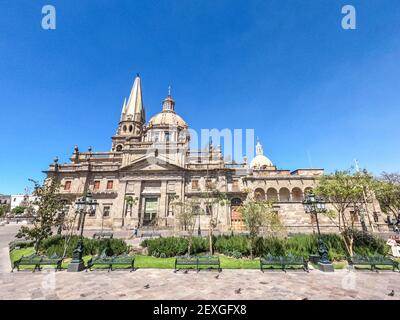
[
  {"x1": 112, "y1": 180, "x2": 127, "y2": 229},
  {"x1": 159, "y1": 180, "x2": 168, "y2": 226},
  {"x1": 132, "y1": 180, "x2": 142, "y2": 228}
]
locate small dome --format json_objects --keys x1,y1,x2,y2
[
  {"x1": 148, "y1": 111, "x2": 188, "y2": 129},
  {"x1": 148, "y1": 92, "x2": 188, "y2": 129},
  {"x1": 250, "y1": 154, "x2": 273, "y2": 169},
  {"x1": 250, "y1": 140, "x2": 273, "y2": 168}
]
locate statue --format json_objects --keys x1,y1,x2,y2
[
  {"x1": 317, "y1": 239, "x2": 330, "y2": 264},
  {"x1": 72, "y1": 240, "x2": 83, "y2": 262}
]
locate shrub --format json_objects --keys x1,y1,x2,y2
[
  {"x1": 350, "y1": 230, "x2": 388, "y2": 256},
  {"x1": 223, "y1": 250, "x2": 243, "y2": 259},
  {"x1": 141, "y1": 232, "x2": 386, "y2": 260},
  {"x1": 38, "y1": 235, "x2": 128, "y2": 257},
  {"x1": 141, "y1": 237, "x2": 208, "y2": 257},
  {"x1": 214, "y1": 235, "x2": 250, "y2": 256}
]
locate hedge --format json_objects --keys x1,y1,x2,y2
[
  {"x1": 38, "y1": 235, "x2": 128, "y2": 257},
  {"x1": 141, "y1": 232, "x2": 388, "y2": 261},
  {"x1": 141, "y1": 237, "x2": 208, "y2": 258}
]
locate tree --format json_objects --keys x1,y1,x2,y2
[
  {"x1": 61, "y1": 209, "x2": 80, "y2": 258},
  {"x1": 166, "y1": 194, "x2": 179, "y2": 227},
  {"x1": 125, "y1": 196, "x2": 137, "y2": 214},
  {"x1": 314, "y1": 170, "x2": 367, "y2": 256},
  {"x1": 16, "y1": 178, "x2": 64, "y2": 253},
  {"x1": 174, "y1": 198, "x2": 199, "y2": 255},
  {"x1": 11, "y1": 206, "x2": 26, "y2": 215},
  {"x1": 202, "y1": 189, "x2": 229, "y2": 255},
  {"x1": 0, "y1": 204, "x2": 10, "y2": 217},
  {"x1": 374, "y1": 172, "x2": 400, "y2": 220},
  {"x1": 238, "y1": 194, "x2": 284, "y2": 259}
]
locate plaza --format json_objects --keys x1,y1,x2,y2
[
  {"x1": 1, "y1": 2, "x2": 400, "y2": 304},
  {"x1": 0, "y1": 225, "x2": 399, "y2": 300}
]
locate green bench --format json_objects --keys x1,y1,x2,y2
[
  {"x1": 12, "y1": 253, "x2": 63, "y2": 272},
  {"x1": 260, "y1": 254, "x2": 309, "y2": 272},
  {"x1": 348, "y1": 254, "x2": 399, "y2": 272},
  {"x1": 87, "y1": 251, "x2": 135, "y2": 272},
  {"x1": 92, "y1": 232, "x2": 113, "y2": 239},
  {"x1": 175, "y1": 255, "x2": 221, "y2": 272}
]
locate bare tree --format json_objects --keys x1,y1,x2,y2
[
  {"x1": 238, "y1": 193, "x2": 284, "y2": 259},
  {"x1": 174, "y1": 198, "x2": 199, "y2": 256}
]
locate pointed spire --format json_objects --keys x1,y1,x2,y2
[
  {"x1": 125, "y1": 74, "x2": 145, "y2": 123},
  {"x1": 256, "y1": 140, "x2": 264, "y2": 156},
  {"x1": 120, "y1": 97, "x2": 127, "y2": 121},
  {"x1": 162, "y1": 85, "x2": 175, "y2": 112}
]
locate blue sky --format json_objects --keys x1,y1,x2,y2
[{"x1": 1, "y1": 0, "x2": 400, "y2": 194}]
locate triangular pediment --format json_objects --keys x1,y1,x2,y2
[{"x1": 119, "y1": 155, "x2": 184, "y2": 172}]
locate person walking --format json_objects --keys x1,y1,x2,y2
[{"x1": 131, "y1": 225, "x2": 138, "y2": 238}]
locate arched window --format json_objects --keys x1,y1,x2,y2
[
  {"x1": 116, "y1": 145, "x2": 123, "y2": 152},
  {"x1": 267, "y1": 188, "x2": 278, "y2": 201},
  {"x1": 279, "y1": 188, "x2": 290, "y2": 202},
  {"x1": 123, "y1": 125, "x2": 127, "y2": 132},
  {"x1": 292, "y1": 187, "x2": 303, "y2": 202},
  {"x1": 129, "y1": 125, "x2": 133, "y2": 132},
  {"x1": 254, "y1": 188, "x2": 265, "y2": 201}
]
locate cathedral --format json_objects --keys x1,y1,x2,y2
[{"x1": 45, "y1": 75, "x2": 383, "y2": 233}]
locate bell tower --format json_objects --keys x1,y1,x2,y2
[{"x1": 112, "y1": 74, "x2": 146, "y2": 151}]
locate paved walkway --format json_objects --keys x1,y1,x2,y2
[
  {"x1": 1, "y1": 268, "x2": 399, "y2": 300},
  {"x1": 1, "y1": 225, "x2": 399, "y2": 300}
]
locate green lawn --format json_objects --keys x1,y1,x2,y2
[
  {"x1": 9, "y1": 247, "x2": 35, "y2": 268},
  {"x1": 8, "y1": 248, "x2": 295, "y2": 270},
  {"x1": 9, "y1": 247, "x2": 397, "y2": 271},
  {"x1": 333, "y1": 261, "x2": 347, "y2": 269},
  {"x1": 86, "y1": 256, "x2": 260, "y2": 269},
  {"x1": 219, "y1": 256, "x2": 260, "y2": 269}
]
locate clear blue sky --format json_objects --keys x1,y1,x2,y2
[{"x1": 1, "y1": 0, "x2": 400, "y2": 194}]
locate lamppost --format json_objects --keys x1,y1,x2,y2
[
  {"x1": 302, "y1": 192, "x2": 334, "y2": 272},
  {"x1": 67, "y1": 191, "x2": 97, "y2": 272},
  {"x1": 302, "y1": 192, "x2": 326, "y2": 236},
  {"x1": 198, "y1": 212, "x2": 201, "y2": 236},
  {"x1": 57, "y1": 205, "x2": 68, "y2": 235}
]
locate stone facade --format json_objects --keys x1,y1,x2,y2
[
  {"x1": 44, "y1": 75, "x2": 384, "y2": 233},
  {"x1": 10, "y1": 194, "x2": 38, "y2": 211},
  {"x1": 0, "y1": 194, "x2": 10, "y2": 206}
]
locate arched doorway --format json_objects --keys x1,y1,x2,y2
[
  {"x1": 230, "y1": 198, "x2": 245, "y2": 231},
  {"x1": 292, "y1": 187, "x2": 303, "y2": 202},
  {"x1": 279, "y1": 188, "x2": 290, "y2": 202},
  {"x1": 267, "y1": 188, "x2": 278, "y2": 201},
  {"x1": 254, "y1": 188, "x2": 265, "y2": 201}
]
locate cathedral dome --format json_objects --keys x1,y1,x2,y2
[
  {"x1": 147, "y1": 92, "x2": 188, "y2": 129},
  {"x1": 250, "y1": 154, "x2": 273, "y2": 168},
  {"x1": 250, "y1": 141, "x2": 273, "y2": 169},
  {"x1": 148, "y1": 111, "x2": 188, "y2": 128}
]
